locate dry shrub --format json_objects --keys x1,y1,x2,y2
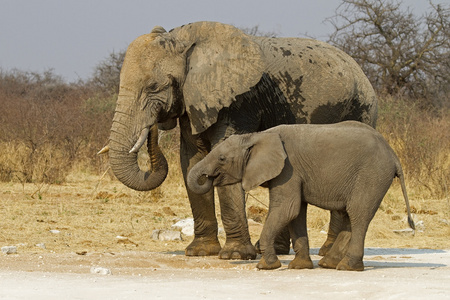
[
  {"x1": 377, "y1": 95, "x2": 449, "y2": 199},
  {"x1": 0, "y1": 70, "x2": 114, "y2": 184},
  {"x1": 0, "y1": 141, "x2": 71, "y2": 183}
]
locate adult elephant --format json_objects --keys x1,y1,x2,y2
[{"x1": 102, "y1": 21, "x2": 377, "y2": 260}]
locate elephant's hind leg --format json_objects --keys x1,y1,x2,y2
[
  {"x1": 318, "y1": 230, "x2": 351, "y2": 269},
  {"x1": 318, "y1": 211, "x2": 346, "y2": 256},
  {"x1": 318, "y1": 212, "x2": 351, "y2": 269},
  {"x1": 335, "y1": 188, "x2": 385, "y2": 271}
]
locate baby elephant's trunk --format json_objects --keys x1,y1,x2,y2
[{"x1": 187, "y1": 164, "x2": 213, "y2": 195}]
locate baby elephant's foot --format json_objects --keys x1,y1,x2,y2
[
  {"x1": 318, "y1": 254, "x2": 341, "y2": 269},
  {"x1": 256, "y1": 254, "x2": 281, "y2": 270},
  {"x1": 336, "y1": 255, "x2": 364, "y2": 271},
  {"x1": 318, "y1": 241, "x2": 334, "y2": 256},
  {"x1": 288, "y1": 255, "x2": 314, "y2": 269}
]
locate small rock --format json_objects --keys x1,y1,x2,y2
[
  {"x1": 90, "y1": 267, "x2": 111, "y2": 275},
  {"x1": 172, "y1": 218, "x2": 194, "y2": 236},
  {"x1": 218, "y1": 226, "x2": 225, "y2": 238},
  {"x1": 116, "y1": 236, "x2": 138, "y2": 246},
  {"x1": 162, "y1": 206, "x2": 177, "y2": 216},
  {"x1": 393, "y1": 228, "x2": 415, "y2": 236},
  {"x1": 1, "y1": 246, "x2": 17, "y2": 254},
  {"x1": 414, "y1": 220, "x2": 425, "y2": 232},
  {"x1": 151, "y1": 229, "x2": 161, "y2": 240},
  {"x1": 152, "y1": 229, "x2": 182, "y2": 241},
  {"x1": 49, "y1": 230, "x2": 60, "y2": 234},
  {"x1": 439, "y1": 219, "x2": 449, "y2": 226},
  {"x1": 36, "y1": 243, "x2": 46, "y2": 249}
]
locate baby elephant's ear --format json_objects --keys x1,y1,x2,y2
[{"x1": 242, "y1": 132, "x2": 287, "y2": 191}]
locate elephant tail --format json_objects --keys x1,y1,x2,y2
[{"x1": 395, "y1": 162, "x2": 415, "y2": 231}]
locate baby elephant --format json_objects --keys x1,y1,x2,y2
[{"x1": 187, "y1": 121, "x2": 415, "y2": 271}]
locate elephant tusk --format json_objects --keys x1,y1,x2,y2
[
  {"x1": 129, "y1": 127, "x2": 150, "y2": 153},
  {"x1": 97, "y1": 145, "x2": 110, "y2": 155}
]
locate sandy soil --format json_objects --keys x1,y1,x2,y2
[
  {"x1": 1, "y1": 248, "x2": 449, "y2": 299},
  {"x1": 1, "y1": 178, "x2": 449, "y2": 299}
]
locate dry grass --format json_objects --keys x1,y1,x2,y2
[
  {"x1": 1, "y1": 94, "x2": 449, "y2": 254},
  {"x1": 1, "y1": 161, "x2": 449, "y2": 255}
]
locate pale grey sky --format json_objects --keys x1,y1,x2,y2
[{"x1": 0, "y1": 0, "x2": 436, "y2": 82}]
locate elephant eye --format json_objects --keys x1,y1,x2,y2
[
  {"x1": 146, "y1": 82, "x2": 160, "y2": 93},
  {"x1": 218, "y1": 154, "x2": 226, "y2": 164}
]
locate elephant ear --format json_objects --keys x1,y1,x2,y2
[
  {"x1": 181, "y1": 22, "x2": 265, "y2": 134},
  {"x1": 242, "y1": 132, "x2": 287, "y2": 192}
]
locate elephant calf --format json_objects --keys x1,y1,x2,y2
[{"x1": 187, "y1": 121, "x2": 415, "y2": 271}]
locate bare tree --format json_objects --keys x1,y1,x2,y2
[
  {"x1": 90, "y1": 51, "x2": 125, "y2": 94},
  {"x1": 240, "y1": 25, "x2": 279, "y2": 37},
  {"x1": 327, "y1": 0, "x2": 449, "y2": 107}
]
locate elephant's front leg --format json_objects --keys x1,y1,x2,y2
[
  {"x1": 288, "y1": 201, "x2": 313, "y2": 269},
  {"x1": 216, "y1": 184, "x2": 257, "y2": 260},
  {"x1": 181, "y1": 127, "x2": 221, "y2": 257}
]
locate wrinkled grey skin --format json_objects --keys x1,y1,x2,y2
[
  {"x1": 106, "y1": 22, "x2": 378, "y2": 260},
  {"x1": 188, "y1": 121, "x2": 415, "y2": 271}
]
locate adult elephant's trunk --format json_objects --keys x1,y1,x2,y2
[
  {"x1": 187, "y1": 163, "x2": 213, "y2": 195},
  {"x1": 109, "y1": 98, "x2": 168, "y2": 191}
]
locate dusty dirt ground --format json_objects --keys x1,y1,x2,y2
[
  {"x1": 1, "y1": 248, "x2": 449, "y2": 299},
  {"x1": 1, "y1": 176, "x2": 449, "y2": 299}
]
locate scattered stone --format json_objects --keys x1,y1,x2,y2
[
  {"x1": 152, "y1": 229, "x2": 182, "y2": 241},
  {"x1": 320, "y1": 223, "x2": 329, "y2": 234},
  {"x1": 49, "y1": 230, "x2": 60, "y2": 234},
  {"x1": 393, "y1": 228, "x2": 415, "y2": 236},
  {"x1": 402, "y1": 216, "x2": 424, "y2": 232},
  {"x1": 172, "y1": 218, "x2": 194, "y2": 236},
  {"x1": 90, "y1": 267, "x2": 111, "y2": 275},
  {"x1": 151, "y1": 230, "x2": 160, "y2": 240},
  {"x1": 247, "y1": 219, "x2": 262, "y2": 226},
  {"x1": 116, "y1": 236, "x2": 138, "y2": 246},
  {"x1": 414, "y1": 220, "x2": 425, "y2": 232},
  {"x1": 439, "y1": 219, "x2": 449, "y2": 226},
  {"x1": 36, "y1": 243, "x2": 46, "y2": 249},
  {"x1": 162, "y1": 206, "x2": 177, "y2": 216},
  {"x1": 1, "y1": 246, "x2": 17, "y2": 254},
  {"x1": 76, "y1": 251, "x2": 87, "y2": 255},
  {"x1": 218, "y1": 226, "x2": 226, "y2": 238}
]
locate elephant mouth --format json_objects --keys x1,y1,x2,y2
[
  {"x1": 210, "y1": 173, "x2": 239, "y2": 187},
  {"x1": 129, "y1": 127, "x2": 151, "y2": 153}
]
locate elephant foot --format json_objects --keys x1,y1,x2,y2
[
  {"x1": 318, "y1": 254, "x2": 341, "y2": 269},
  {"x1": 318, "y1": 230, "x2": 351, "y2": 268},
  {"x1": 218, "y1": 240, "x2": 257, "y2": 260},
  {"x1": 288, "y1": 255, "x2": 314, "y2": 269},
  {"x1": 318, "y1": 240, "x2": 334, "y2": 256},
  {"x1": 256, "y1": 255, "x2": 281, "y2": 270},
  {"x1": 255, "y1": 239, "x2": 290, "y2": 255},
  {"x1": 336, "y1": 255, "x2": 364, "y2": 271},
  {"x1": 185, "y1": 237, "x2": 221, "y2": 256}
]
